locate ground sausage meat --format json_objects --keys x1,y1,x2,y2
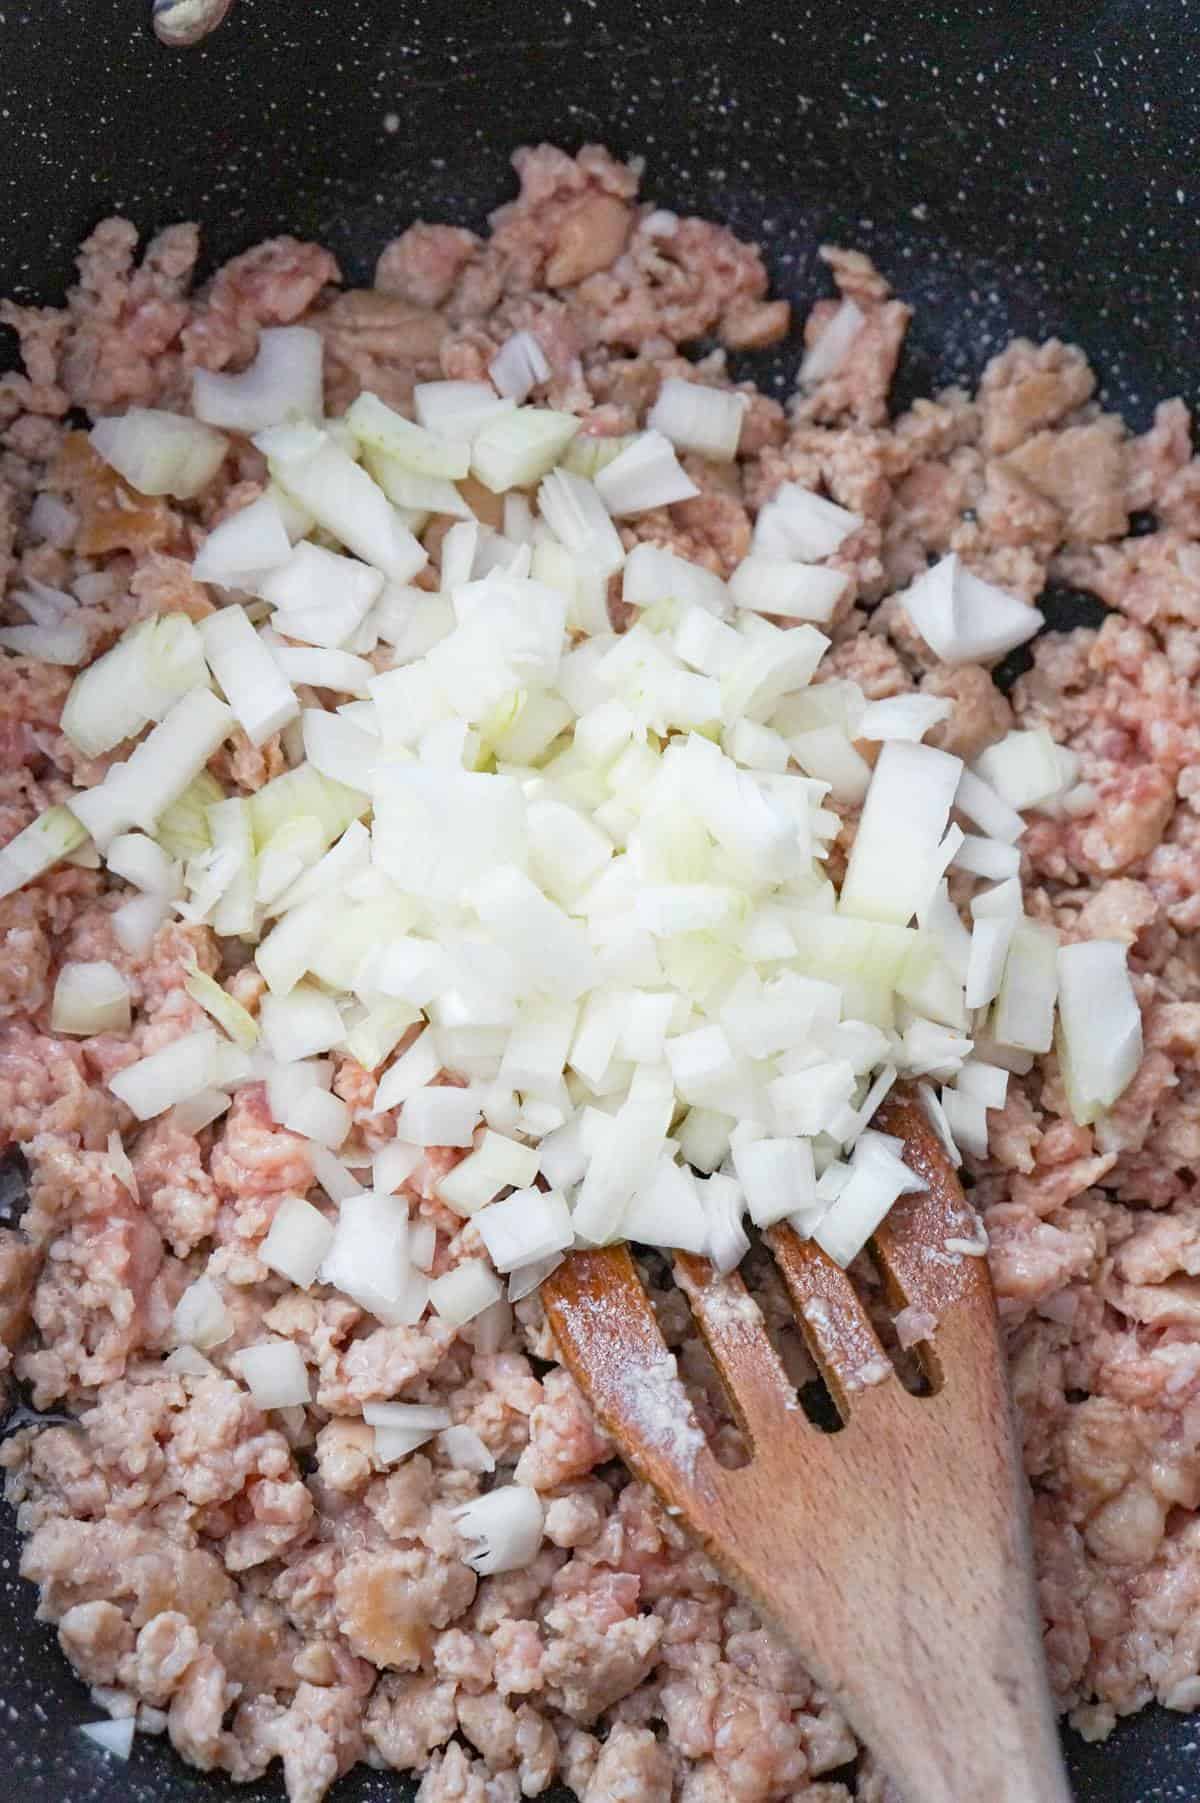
[{"x1": 2, "y1": 140, "x2": 1200, "y2": 1800}]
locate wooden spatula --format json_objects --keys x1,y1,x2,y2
[{"x1": 541, "y1": 1093, "x2": 1072, "y2": 1803}]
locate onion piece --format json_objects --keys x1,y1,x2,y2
[
  {"x1": 622, "y1": 1156, "x2": 710, "y2": 1253},
  {"x1": 856, "y1": 694, "x2": 954, "y2": 743},
  {"x1": 732, "y1": 1135, "x2": 818, "y2": 1229},
  {"x1": 813, "y1": 1130, "x2": 924, "y2": 1267},
  {"x1": 414, "y1": 379, "x2": 515, "y2": 443},
  {"x1": 260, "y1": 983, "x2": 344, "y2": 1062},
  {"x1": 752, "y1": 482, "x2": 862, "y2": 560},
  {"x1": 730, "y1": 557, "x2": 848, "y2": 624},
  {"x1": 261, "y1": 429, "x2": 426, "y2": 584},
  {"x1": 302, "y1": 708, "x2": 379, "y2": 791},
  {"x1": 838, "y1": 740, "x2": 963, "y2": 927},
  {"x1": 594, "y1": 429, "x2": 699, "y2": 515},
  {"x1": 538, "y1": 468, "x2": 627, "y2": 577},
  {"x1": 237, "y1": 1340, "x2": 311, "y2": 1409},
  {"x1": 80, "y1": 1719, "x2": 136, "y2": 1761},
  {"x1": 282, "y1": 1085, "x2": 351, "y2": 1149},
  {"x1": 261, "y1": 1195, "x2": 335, "y2": 1289},
  {"x1": 0, "y1": 619, "x2": 88, "y2": 664},
  {"x1": 270, "y1": 645, "x2": 375, "y2": 696},
  {"x1": 155, "y1": 768, "x2": 224, "y2": 860},
  {"x1": 112, "y1": 889, "x2": 172, "y2": 956},
  {"x1": 437, "y1": 1131, "x2": 541, "y2": 1216},
  {"x1": 258, "y1": 540, "x2": 384, "y2": 648},
  {"x1": 202, "y1": 604, "x2": 299, "y2": 746},
  {"x1": 109, "y1": 1028, "x2": 220, "y2": 1120},
  {"x1": 51, "y1": 961, "x2": 130, "y2": 1036},
  {"x1": 899, "y1": 553, "x2": 1044, "y2": 664},
  {"x1": 647, "y1": 377, "x2": 747, "y2": 461},
  {"x1": 169, "y1": 1088, "x2": 232, "y2": 1134},
  {"x1": 0, "y1": 805, "x2": 88, "y2": 899},
  {"x1": 951, "y1": 834, "x2": 1021, "y2": 883},
  {"x1": 973, "y1": 727, "x2": 1072, "y2": 812},
  {"x1": 489, "y1": 330, "x2": 552, "y2": 402},
  {"x1": 61, "y1": 614, "x2": 207, "y2": 758},
  {"x1": 29, "y1": 493, "x2": 78, "y2": 548},
  {"x1": 992, "y1": 919, "x2": 1059, "y2": 1054},
  {"x1": 955, "y1": 1061, "x2": 1010, "y2": 1110},
  {"x1": 790, "y1": 726, "x2": 872, "y2": 804},
  {"x1": 321, "y1": 1191, "x2": 420, "y2": 1325},
  {"x1": 799, "y1": 298, "x2": 865, "y2": 386},
  {"x1": 1056, "y1": 939, "x2": 1143, "y2": 1124},
  {"x1": 193, "y1": 326, "x2": 323, "y2": 432},
  {"x1": 173, "y1": 1273, "x2": 233, "y2": 1349},
  {"x1": 346, "y1": 391, "x2": 472, "y2": 476},
  {"x1": 106, "y1": 831, "x2": 182, "y2": 897},
  {"x1": 69, "y1": 688, "x2": 235, "y2": 849},
  {"x1": 476, "y1": 1187, "x2": 574, "y2": 1272},
  {"x1": 374, "y1": 1029, "x2": 442, "y2": 1113},
  {"x1": 954, "y1": 766, "x2": 1025, "y2": 843},
  {"x1": 362, "y1": 444, "x2": 474, "y2": 519},
  {"x1": 90, "y1": 408, "x2": 228, "y2": 498},
  {"x1": 623, "y1": 543, "x2": 730, "y2": 619},
  {"x1": 439, "y1": 1425, "x2": 495, "y2": 1473},
  {"x1": 471, "y1": 407, "x2": 581, "y2": 493},
  {"x1": 428, "y1": 1258, "x2": 504, "y2": 1325},
  {"x1": 454, "y1": 1485, "x2": 545, "y2": 1575},
  {"x1": 397, "y1": 1086, "x2": 482, "y2": 1148}
]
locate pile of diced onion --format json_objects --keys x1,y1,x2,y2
[{"x1": 1, "y1": 324, "x2": 1143, "y2": 1578}]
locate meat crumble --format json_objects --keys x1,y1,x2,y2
[{"x1": 2, "y1": 142, "x2": 1200, "y2": 1800}]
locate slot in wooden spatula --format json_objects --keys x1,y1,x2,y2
[{"x1": 541, "y1": 1093, "x2": 1072, "y2": 1803}]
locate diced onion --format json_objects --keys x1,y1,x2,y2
[
  {"x1": 437, "y1": 1131, "x2": 540, "y2": 1215},
  {"x1": 799, "y1": 298, "x2": 865, "y2": 386},
  {"x1": 538, "y1": 469, "x2": 626, "y2": 575},
  {"x1": 973, "y1": 728, "x2": 1072, "y2": 811},
  {"x1": 647, "y1": 376, "x2": 746, "y2": 461},
  {"x1": 201, "y1": 603, "x2": 298, "y2": 747},
  {"x1": 397, "y1": 1086, "x2": 482, "y2": 1148},
  {"x1": 839, "y1": 740, "x2": 963, "y2": 925},
  {"x1": 258, "y1": 540, "x2": 384, "y2": 648},
  {"x1": 428, "y1": 1258, "x2": 504, "y2": 1325},
  {"x1": 475, "y1": 1186, "x2": 574, "y2": 1272},
  {"x1": 172, "y1": 1273, "x2": 233, "y2": 1349},
  {"x1": 193, "y1": 326, "x2": 323, "y2": 432},
  {"x1": 489, "y1": 330, "x2": 552, "y2": 402},
  {"x1": 414, "y1": 380, "x2": 515, "y2": 443},
  {"x1": 80, "y1": 1719, "x2": 136, "y2": 1761},
  {"x1": 260, "y1": 983, "x2": 345, "y2": 1063},
  {"x1": 471, "y1": 407, "x2": 581, "y2": 493},
  {"x1": 900, "y1": 554, "x2": 1044, "y2": 665},
  {"x1": 752, "y1": 482, "x2": 862, "y2": 560},
  {"x1": 454, "y1": 1484, "x2": 544, "y2": 1576},
  {"x1": 992, "y1": 919, "x2": 1058, "y2": 1054},
  {"x1": 237, "y1": 1339, "x2": 311, "y2": 1409},
  {"x1": 732, "y1": 1134, "x2": 818, "y2": 1229},
  {"x1": 1056, "y1": 939, "x2": 1143, "y2": 1124},
  {"x1": 731, "y1": 557, "x2": 848, "y2": 624},
  {"x1": 857, "y1": 694, "x2": 954, "y2": 743},
  {"x1": 90, "y1": 408, "x2": 228, "y2": 498},
  {"x1": 0, "y1": 805, "x2": 88, "y2": 899},
  {"x1": 594, "y1": 429, "x2": 699, "y2": 515},
  {"x1": 261, "y1": 428, "x2": 427, "y2": 584},
  {"x1": 439, "y1": 1424, "x2": 495, "y2": 1473},
  {"x1": 109, "y1": 1028, "x2": 220, "y2": 1120},
  {"x1": 813, "y1": 1130, "x2": 924, "y2": 1267},
  {"x1": 261, "y1": 1195, "x2": 335, "y2": 1288},
  {"x1": 51, "y1": 961, "x2": 130, "y2": 1036}
]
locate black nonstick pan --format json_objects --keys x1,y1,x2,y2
[{"x1": 0, "y1": 1, "x2": 1197, "y2": 1797}]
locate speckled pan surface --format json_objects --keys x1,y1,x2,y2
[{"x1": 0, "y1": 1, "x2": 1197, "y2": 1797}]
